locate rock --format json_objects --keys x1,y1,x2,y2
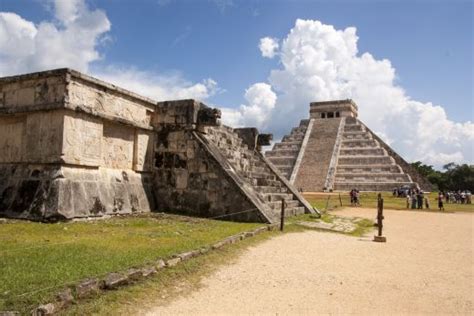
[
  {"x1": 75, "y1": 278, "x2": 100, "y2": 298},
  {"x1": 211, "y1": 241, "x2": 226, "y2": 249},
  {"x1": 141, "y1": 266, "x2": 157, "y2": 277},
  {"x1": 56, "y1": 288, "x2": 74, "y2": 307},
  {"x1": 155, "y1": 259, "x2": 166, "y2": 270},
  {"x1": 103, "y1": 273, "x2": 128, "y2": 289},
  {"x1": 32, "y1": 303, "x2": 56, "y2": 315},
  {"x1": 253, "y1": 226, "x2": 267, "y2": 235},
  {"x1": 177, "y1": 250, "x2": 200, "y2": 261},
  {"x1": 126, "y1": 268, "x2": 143, "y2": 281},
  {"x1": 244, "y1": 231, "x2": 255, "y2": 238},
  {"x1": 165, "y1": 257, "x2": 181, "y2": 267}
]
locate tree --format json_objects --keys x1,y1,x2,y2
[{"x1": 410, "y1": 162, "x2": 474, "y2": 192}]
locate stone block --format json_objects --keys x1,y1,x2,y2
[
  {"x1": 56, "y1": 288, "x2": 74, "y2": 308},
  {"x1": 32, "y1": 303, "x2": 56, "y2": 316},
  {"x1": 103, "y1": 272, "x2": 128, "y2": 289},
  {"x1": 141, "y1": 266, "x2": 157, "y2": 277},
  {"x1": 165, "y1": 257, "x2": 181, "y2": 267},
  {"x1": 75, "y1": 278, "x2": 100, "y2": 298},
  {"x1": 155, "y1": 259, "x2": 166, "y2": 270},
  {"x1": 177, "y1": 250, "x2": 200, "y2": 261},
  {"x1": 126, "y1": 268, "x2": 143, "y2": 281}
]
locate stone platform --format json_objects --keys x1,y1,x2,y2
[{"x1": 0, "y1": 69, "x2": 315, "y2": 222}]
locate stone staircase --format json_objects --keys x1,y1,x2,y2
[
  {"x1": 265, "y1": 120, "x2": 310, "y2": 178},
  {"x1": 292, "y1": 118, "x2": 343, "y2": 192},
  {"x1": 201, "y1": 125, "x2": 313, "y2": 220},
  {"x1": 333, "y1": 118, "x2": 414, "y2": 191}
]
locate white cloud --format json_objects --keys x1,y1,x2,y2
[
  {"x1": 226, "y1": 19, "x2": 473, "y2": 168},
  {"x1": 0, "y1": 0, "x2": 110, "y2": 75},
  {"x1": 93, "y1": 66, "x2": 219, "y2": 101},
  {"x1": 220, "y1": 83, "x2": 276, "y2": 129},
  {"x1": 259, "y1": 37, "x2": 279, "y2": 58},
  {"x1": 0, "y1": 0, "x2": 218, "y2": 102}
]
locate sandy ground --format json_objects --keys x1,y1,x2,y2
[{"x1": 146, "y1": 208, "x2": 474, "y2": 315}]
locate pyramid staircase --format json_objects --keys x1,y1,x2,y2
[
  {"x1": 198, "y1": 125, "x2": 315, "y2": 222},
  {"x1": 333, "y1": 117, "x2": 414, "y2": 191},
  {"x1": 265, "y1": 120, "x2": 310, "y2": 179}
]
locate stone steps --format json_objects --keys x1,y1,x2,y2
[
  {"x1": 336, "y1": 164, "x2": 403, "y2": 173},
  {"x1": 264, "y1": 119, "x2": 311, "y2": 180},
  {"x1": 203, "y1": 125, "x2": 310, "y2": 220},
  {"x1": 339, "y1": 148, "x2": 386, "y2": 156},
  {"x1": 265, "y1": 148, "x2": 300, "y2": 157},
  {"x1": 335, "y1": 174, "x2": 411, "y2": 182},
  {"x1": 342, "y1": 139, "x2": 378, "y2": 147},
  {"x1": 338, "y1": 156, "x2": 394, "y2": 165},
  {"x1": 334, "y1": 182, "x2": 414, "y2": 192}
]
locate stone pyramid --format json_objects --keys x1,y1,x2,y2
[{"x1": 266, "y1": 100, "x2": 432, "y2": 192}]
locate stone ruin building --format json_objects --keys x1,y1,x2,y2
[
  {"x1": 0, "y1": 68, "x2": 314, "y2": 222},
  {"x1": 266, "y1": 99, "x2": 432, "y2": 192}
]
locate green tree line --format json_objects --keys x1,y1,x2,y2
[{"x1": 411, "y1": 162, "x2": 474, "y2": 192}]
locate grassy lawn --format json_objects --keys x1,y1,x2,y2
[
  {"x1": 0, "y1": 213, "x2": 262, "y2": 314},
  {"x1": 304, "y1": 192, "x2": 474, "y2": 212},
  {"x1": 61, "y1": 230, "x2": 279, "y2": 316}
]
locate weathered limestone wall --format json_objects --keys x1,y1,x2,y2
[
  {"x1": 0, "y1": 71, "x2": 66, "y2": 112},
  {"x1": 0, "y1": 69, "x2": 155, "y2": 220},
  {"x1": 0, "y1": 111, "x2": 64, "y2": 163},
  {"x1": 152, "y1": 128, "x2": 262, "y2": 222},
  {"x1": 152, "y1": 100, "x2": 266, "y2": 222},
  {"x1": 0, "y1": 164, "x2": 153, "y2": 220}
]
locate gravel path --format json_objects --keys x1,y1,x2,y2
[{"x1": 146, "y1": 208, "x2": 473, "y2": 315}]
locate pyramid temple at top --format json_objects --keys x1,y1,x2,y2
[{"x1": 266, "y1": 100, "x2": 432, "y2": 192}]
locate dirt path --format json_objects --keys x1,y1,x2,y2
[{"x1": 146, "y1": 208, "x2": 473, "y2": 315}]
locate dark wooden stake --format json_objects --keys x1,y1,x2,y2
[
  {"x1": 374, "y1": 193, "x2": 386, "y2": 242},
  {"x1": 280, "y1": 198, "x2": 285, "y2": 231},
  {"x1": 339, "y1": 193, "x2": 343, "y2": 207}
]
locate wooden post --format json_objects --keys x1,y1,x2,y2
[
  {"x1": 374, "y1": 193, "x2": 386, "y2": 242},
  {"x1": 338, "y1": 193, "x2": 343, "y2": 207},
  {"x1": 280, "y1": 198, "x2": 285, "y2": 231}
]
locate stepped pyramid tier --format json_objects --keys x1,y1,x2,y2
[
  {"x1": 0, "y1": 68, "x2": 316, "y2": 222},
  {"x1": 265, "y1": 99, "x2": 432, "y2": 192}
]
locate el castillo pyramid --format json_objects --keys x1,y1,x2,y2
[{"x1": 266, "y1": 100, "x2": 432, "y2": 192}]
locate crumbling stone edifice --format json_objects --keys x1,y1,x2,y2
[
  {"x1": 0, "y1": 69, "x2": 313, "y2": 222},
  {"x1": 266, "y1": 100, "x2": 432, "y2": 192}
]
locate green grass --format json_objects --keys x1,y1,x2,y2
[
  {"x1": 287, "y1": 213, "x2": 374, "y2": 237},
  {"x1": 0, "y1": 213, "x2": 262, "y2": 314},
  {"x1": 60, "y1": 230, "x2": 279, "y2": 316},
  {"x1": 303, "y1": 192, "x2": 474, "y2": 212}
]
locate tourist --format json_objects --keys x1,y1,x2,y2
[
  {"x1": 424, "y1": 195, "x2": 430, "y2": 209},
  {"x1": 411, "y1": 191, "x2": 417, "y2": 209},
  {"x1": 438, "y1": 192, "x2": 445, "y2": 211},
  {"x1": 417, "y1": 190, "x2": 424, "y2": 210},
  {"x1": 355, "y1": 190, "x2": 360, "y2": 206},
  {"x1": 406, "y1": 194, "x2": 411, "y2": 209},
  {"x1": 467, "y1": 191, "x2": 472, "y2": 204}
]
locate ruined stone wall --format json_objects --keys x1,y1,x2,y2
[{"x1": 152, "y1": 127, "x2": 262, "y2": 222}]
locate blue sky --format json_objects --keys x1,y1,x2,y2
[{"x1": 0, "y1": 0, "x2": 472, "y2": 166}]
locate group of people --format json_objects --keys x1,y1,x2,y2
[
  {"x1": 444, "y1": 191, "x2": 472, "y2": 204},
  {"x1": 349, "y1": 189, "x2": 361, "y2": 206},
  {"x1": 404, "y1": 189, "x2": 430, "y2": 210}
]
